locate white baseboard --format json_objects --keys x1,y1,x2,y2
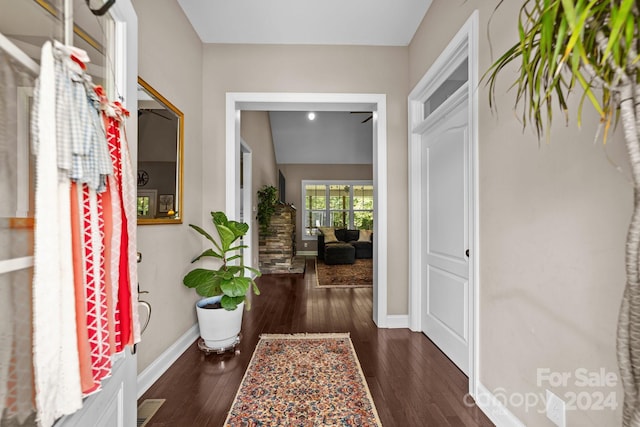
[
  {"x1": 137, "y1": 323, "x2": 199, "y2": 398},
  {"x1": 475, "y1": 383, "x2": 526, "y2": 427},
  {"x1": 385, "y1": 314, "x2": 409, "y2": 328},
  {"x1": 296, "y1": 251, "x2": 317, "y2": 256}
]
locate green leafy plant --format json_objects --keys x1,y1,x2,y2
[
  {"x1": 183, "y1": 211, "x2": 260, "y2": 310},
  {"x1": 256, "y1": 185, "x2": 278, "y2": 233},
  {"x1": 484, "y1": 2, "x2": 639, "y2": 424}
]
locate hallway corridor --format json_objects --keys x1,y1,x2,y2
[{"x1": 139, "y1": 259, "x2": 493, "y2": 426}]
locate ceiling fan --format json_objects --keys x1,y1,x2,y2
[{"x1": 350, "y1": 111, "x2": 373, "y2": 123}]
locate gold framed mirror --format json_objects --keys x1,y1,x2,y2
[{"x1": 137, "y1": 77, "x2": 183, "y2": 224}]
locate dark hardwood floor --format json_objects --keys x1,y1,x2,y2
[{"x1": 139, "y1": 259, "x2": 494, "y2": 427}]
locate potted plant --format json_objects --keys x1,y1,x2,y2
[
  {"x1": 256, "y1": 185, "x2": 278, "y2": 234},
  {"x1": 183, "y1": 211, "x2": 260, "y2": 350}
]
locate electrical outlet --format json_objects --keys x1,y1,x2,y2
[
  {"x1": 546, "y1": 390, "x2": 566, "y2": 427},
  {"x1": 304, "y1": 242, "x2": 308, "y2": 248}
]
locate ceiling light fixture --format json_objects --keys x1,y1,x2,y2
[{"x1": 307, "y1": 112, "x2": 316, "y2": 121}]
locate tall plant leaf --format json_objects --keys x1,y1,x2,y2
[{"x1": 191, "y1": 248, "x2": 223, "y2": 263}]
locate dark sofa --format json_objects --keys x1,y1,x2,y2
[{"x1": 317, "y1": 228, "x2": 373, "y2": 261}]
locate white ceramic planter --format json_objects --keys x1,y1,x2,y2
[{"x1": 196, "y1": 296, "x2": 244, "y2": 349}]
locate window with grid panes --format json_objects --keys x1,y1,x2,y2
[{"x1": 302, "y1": 181, "x2": 373, "y2": 238}]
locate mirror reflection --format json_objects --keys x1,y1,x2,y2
[{"x1": 137, "y1": 77, "x2": 183, "y2": 224}]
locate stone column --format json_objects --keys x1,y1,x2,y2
[{"x1": 258, "y1": 204, "x2": 296, "y2": 273}]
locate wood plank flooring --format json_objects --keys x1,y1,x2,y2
[{"x1": 139, "y1": 258, "x2": 494, "y2": 426}]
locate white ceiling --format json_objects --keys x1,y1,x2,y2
[
  {"x1": 177, "y1": 1, "x2": 432, "y2": 164},
  {"x1": 269, "y1": 112, "x2": 373, "y2": 164},
  {"x1": 177, "y1": 0, "x2": 432, "y2": 46}
]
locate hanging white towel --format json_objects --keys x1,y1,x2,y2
[
  {"x1": 0, "y1": 235, "x2": 12, "y2": 423},
  {"x1": 31, "y1": 41, "x2": 82, "y2": 427},
  {"x1": 10, "y1": 267, "x2": 36, "y2": 423},
  {"x1": 0, "y1": 51, "x2": 15, "y2": 419}
]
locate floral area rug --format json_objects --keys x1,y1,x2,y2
[
  {"x1": 316, "y1": 258, "x2": 373, "y2": 288},
  {"x1": 224, "y1": 333, "x2": 382, "y2": 427}
]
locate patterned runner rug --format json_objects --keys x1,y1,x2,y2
[
  {"x1": 224, "y1": 333, "x2": 382, "y2": 426},
  {"x1": 316, "y1": 258, "x2": 373, "y2": 288}
]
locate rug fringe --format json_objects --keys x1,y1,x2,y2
[{"x1": 260, "y1": 332, "x2": 350, "y2": 340}]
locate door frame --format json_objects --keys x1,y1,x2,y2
[
  {"x1": 225, "y1": 92, "x2": 389, "y2": 326},
  {"x1": 408, "y1": 11, "x2": 479, "y2": 395},
  {"x1": 240, "y1": 139, "x2": 253, "y2": 271}
]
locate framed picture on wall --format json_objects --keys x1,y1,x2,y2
[
  {"x1": 158, "y1": 194, "x2": 174, "y2": 213},
  {"x1": 137, "y1": 189, "x2": 157, "y2": 219}
]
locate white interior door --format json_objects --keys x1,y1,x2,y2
[
  {"x1": 58, "y1": 1, "x2": 139, "y2": 425},
  {"x1": 420, "y1": 99, "x2": 470, "y2": 375},
  {"x1": 1, "y1": 0, "x2": 138, "y2": 422},
  {"x1": 55, "y1": 353, "x2": 137, "y2": 427}
]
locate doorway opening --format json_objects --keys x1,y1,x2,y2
[
  {"x1": 408, "y1": 11, "x2": 479, "y2": 395},
  {"x1": 225, "y1": 93, "x2": 389, "y2": 326}
]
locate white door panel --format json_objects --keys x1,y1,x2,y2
[
  {"x1": 421, "y1": 102, "x2": 470, "y2": 375},
  {"x1": 426, "y1": 266, "x2": 468, "y2": 341},
  {"x1": 427, "y1": 124, "x2": 467, "y2": 262},
  {"x1": 55, "y1": 353, "x2": 136, "y2": 427}
]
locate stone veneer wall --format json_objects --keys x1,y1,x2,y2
[{"x1": 258, "y1": 204, "x2": 296, "y2": 273}]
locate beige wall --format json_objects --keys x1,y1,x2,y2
[
  {"x1": 135, "y1": 0, "x2": 204, "y2": 373},
  {"x1": 133, "y1": 5, "x2": 628, "y2": 424},
  {"x1": 241, "y1": 111, "x2": 279, "y2": 268},
  {"x1": 411, "y1": 1, "x2": 628, "y2": 425},
  {"x1": 202, "y1": 44, "x2": 409, "y2": 314},
  {"x1": 278, "y1": 164, "x2": 373, "y2": 252}
]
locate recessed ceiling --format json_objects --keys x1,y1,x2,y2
[{"x1": 177, "y1": 0, "x2": 432, "y2": 46}]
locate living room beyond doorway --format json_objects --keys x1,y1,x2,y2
[{"x1": 227, "y1": 92, "x2": 389, "y2": 326}]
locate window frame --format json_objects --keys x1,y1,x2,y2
[{"x1": 301, "y1": 179, "x2": 373, "y2": 240}]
